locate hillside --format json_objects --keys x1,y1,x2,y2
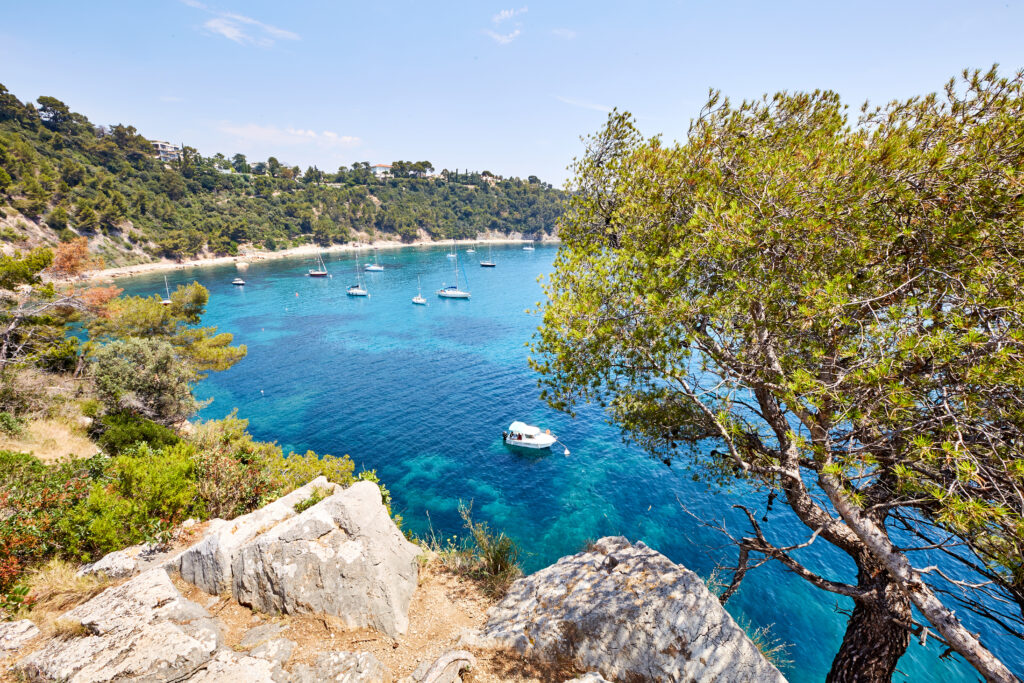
[{"x1": 0, "y1": 84, "x2": 564, "y2": 267}]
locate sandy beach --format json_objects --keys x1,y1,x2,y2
[{"x1": 83, "y1": 236, "x2": 555, "y2": 283}]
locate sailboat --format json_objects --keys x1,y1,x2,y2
[
  {"x1": 436, "y1": 251, "x2": 470, "y2": 299},
  {"x1": 412, "y1": 276, "x2": 427, "y2": 305},
  {"x1": 480, "y1": 244, "x2": 496, "y2": 268},
  {"x1": 466, "y1": 239, "x2": 476, "y2": 254},
  {"x1": 347, "y1": 262, "x2": 368, "y2": 297},
  {"x1": 364, "y1": 248, "x2": 384, "y2": 272},
  {"x1": 522, "y1": 239, "x2": 535, "y2": 251},
  {"x1": 308, "y1": 250, "x2": 328, "y2": 277},
  {"x1": 161, "y1": 276, "x2": 172, "y2": 305}
]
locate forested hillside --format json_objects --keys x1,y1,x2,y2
[{"x1": 0, "y1": 84, "x2": 564, "y2": 266}]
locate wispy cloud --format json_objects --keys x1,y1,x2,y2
[
  {"x1": 493, "y1": 7, "x2": 527, "y2": 24},
  {"x1": 484, "y1": 29, "x2": 521, "y2": 45},
  {"x1": 159, "y1": 95, "x2": 184, "y2": 103},
  {"x1": 556, "y1": 96, "x2": 612, "y2": 113},
  {"x1": 486, "y1": 6, "x2": 526, "y2": 44},
  {"x1": 551, "y1": 28, "x2": 576, "y2": 40},
  {"x1": 182, "y1": 0, "x2": 299, "y2": 47},
  {"x1": 218, "y1": 123, "x2": 360, "y2": 149}
]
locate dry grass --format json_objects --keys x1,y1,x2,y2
[
  {"x1": 0, "y1": 417, "x2": 98, "y2": 463},
  {"x1": 22, "y1": 559, "x2": 114, "y2": 633}
]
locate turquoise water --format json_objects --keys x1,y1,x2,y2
[{"x1": 118, "y1": 244, "x2": 1020, "y2": 682}]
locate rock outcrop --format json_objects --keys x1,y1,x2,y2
[
  {"x1": 175, "y1": 477, "x2": 340, "y2": 595},
  {"x1": 233, "y1": 480, "x2": 421, "y2": 637},
  {"x1": 288, "y1": 651, "x2": 386, "y2": 682},
  {"x1": 17, "y1": 568, "x2": 222, "y2": 682},
  {"x1": 0, "y1": 619, "x2": 39, "y2": 653},
  {"x1": 476, "y1": 536, "x2": 787, "y2": 682},
  {"x1": 401, "y1": 649, "x2": 476, "y2": 683}
]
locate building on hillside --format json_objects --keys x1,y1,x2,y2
[
  {"x1": 151, "y1": 140, "x2": 182, "y2": 163},
  {"x1": 370, "y1": 163, "x2": 392, "y2": 179}
]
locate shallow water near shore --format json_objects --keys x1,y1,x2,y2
[{"x1": 117, "y1": 244, "x2": 1020, "y2": 682}]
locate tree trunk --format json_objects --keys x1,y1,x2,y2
[{"x1": 826, "y1": 566, "x2": 911, "y2": 683}]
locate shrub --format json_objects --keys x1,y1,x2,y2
[
  {"x1": 294, "y1": 486, "x2": 331, "y2": 513},
  {"x1": 0, "y1": 411, "x2": 25, "y2": 436},
  {"x1": 92, "y1": 411, "x2": 180, "y2": 455},
  {"x1": 91, "y1": 337, "x2": 199, "y2": 425},
  {"x1": 36, "y1": 337, "x2": 80, "y2": 373},
  {"x1": 277, "y1": 449, "x2": 355, "y2": 491},
  {"x1": 424, "y1": 501, "x2": 522, "y2": 597}
]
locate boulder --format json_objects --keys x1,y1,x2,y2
[
  {"x1": 186, "y1": 649, "x2": 287, "y2": 683},
  {"x1": 402, "y1": 649, "x2": 476, "y2": 683},
  {"x1": 175, "y1": 477, "x2": 339, "y2": 595},
  {"x1": 288, "y1": 651, "x2": 385, "y2": 683},
  {"x1": 17, "y1": 568, "x2": 222, "y2": 682},
  {"x1": 232, "y1": 480, "x2": 420, "y2": 638},
  {"x1": 0, "y1": 619, "x2": 39, "y2": 653},
  {"x1": 478, "y1": 536, "x2": 787, "y2": 683},
  {"x1": 76, "y1": 542, "x2": 163, "y2": 579}
]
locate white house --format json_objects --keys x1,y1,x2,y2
[
  {"x1": 151, "y1": 140, "x2": 182, "y2": 163},
  {"x1": 370, "y1": 163, "x2": 392, "y2": 179}
]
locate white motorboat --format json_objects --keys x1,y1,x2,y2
[
  {"x1": 309, "y1": 250, "x2": 328, "y2": 277},
  {"x1": 232, "y1": 277, "x2": 245, "y2": 286},
  {"x1": 364, "y1": 248, "x2": 384, "y2": 271},
  {"x1": 437, "y1": 250, "x2": 470, "y2": 299},
  {"x1": 412, "y1": 276, "x2": 427, "y2": 305},
  {"x1": 503, "y1": 421, "x2": 568, "y2": 454}
]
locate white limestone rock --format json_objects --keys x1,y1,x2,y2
[
  {"x1": 76, "y1": 542, "x2": 162, "y2": 579},
  {"x1": 287, "y1": 651, "x2": 385, "y2": 683},
  {"x1": 232, "y1": 480, "x2": 420, "y2": 638},
  {"x1": 187, "y1": 648, "x2": 288, "y2": 683},
  {"x1": 478, "y1": 536, "x2": 788, "y2": 683},
  {"x1": 16, "y1": 568, "x2": 222, "y2": 682},
  {"x1": 175, "y1": 477, "x2": 339, "y2": 595},
  {"x1": 0, "y1": 619, "x2": 39, "y2": 653}
]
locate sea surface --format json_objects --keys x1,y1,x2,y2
[{"x1": 117, "y1": 244, "x2": 1021, "y2": 682}]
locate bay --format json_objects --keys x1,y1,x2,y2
[{"x1": 117, "y1": 243, "x2": 1018, "y2": 682}]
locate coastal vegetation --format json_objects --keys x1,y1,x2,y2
[
  {"x1": 0, "y1": 243, "x2": 369, "y2": 614},
  {"x1": 0, "y1": 83, "x2": 564, "y2": 265},
  {"x1": 534, "y1": 67, "x2": 1024, "y2": 682}
]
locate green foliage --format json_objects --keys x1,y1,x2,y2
[
  {"x1": 0, "y1": 83, "x2": 563, "y2": 260},
  {"x1": 423, "y1": 501, "x2": 522, "y2": 597},
  {"x1": 535, "y1": 68, "x2": 1024, "y2": 674},
  {"x1": 0, "y1": 247, "x2": 53, "y2": 289},
  {"x1": 91, "y1": 338, "x2": 200, "y2": 425},
  {"x1": 92, "y1": 411, "x2": 180, "y2": 455},
  {"x1": 0, "y1": 411, "x2": 24, "y2": 436},
  {"x1": 293, "y1": 486, "x2": 331, "y2": 514},
  {"x1": 278, "y1": 449, "x2": 356, "y2": 491}
]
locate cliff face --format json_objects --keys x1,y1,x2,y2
[{"x1": 1, "y1": 481, "x2": 786, "y2": 682}]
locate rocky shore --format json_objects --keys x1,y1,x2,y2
[{"x1": 0, "y1": 478, "x2": 785, "y2": 682}]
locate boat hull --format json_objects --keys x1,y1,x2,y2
[
  {"x1": 503, "y1": 436, "x2": 555, "y2": 450},
  {"x1": 412, "y1": 297, "x2": 427, "y2": 305},
  {"x1": 436, "y1": 290, "x2": 470, "y2": 299},
  {"x1": 308, "y1": 271, "x2": 328, "y2": 277},
  {"x1": 364, "y1": 265, "x2": 384, "y2": 272},
  {"x1": 480, "y1": 262, "x2": 496, "y2": 267},
  {"x1": 347, "y1": 289, "x2": 368, "y2": 297}
]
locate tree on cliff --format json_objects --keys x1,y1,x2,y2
[{"x1": 533, "y1": 68, "x2": 1024, "y2": 683}]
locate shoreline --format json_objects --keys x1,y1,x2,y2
[{"x1": 83, "y1": 236, "x2": 557, "y2": 283}]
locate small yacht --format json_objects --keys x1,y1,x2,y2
[
  {"x1": 309, "y1": 250, "x2": 328, "y2": 277},
  {"x1": 231, "y1": 277, "x2": 246, "y2": 286},
  {"x1": 503, "y1": 421, "x2": 564, "y2": 452},
  {"x1": 479, "y1": 244, "x2": 497, "y2": 268},
  {"x1": 522, "y1": 240, "x2": 535, "y2": 251},
  {"x1": 437, "y1": 251, "x2": 470, "y2": 299},
  {"x1": 412, "y1": 276, "x2": 427, "y2": 305},
  {"x1": 347, "y1": 261, "x2": 368, "y2": 296},
  {"x1": 161, "y1": 276, "x2": 172, "y2": 305},
  {"x1": 364, "y1": 248, "x2": 384, "y2": 272}
]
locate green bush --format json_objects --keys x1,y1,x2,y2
[
  {"x1": 0, "y1": 412, "x2": 25, "y2": 436},
  {"x1": 92, "y1": 411, "x2": 180, "y2": 455},
  {"x1": 36, "y1": 336, "x2": 79, "y2": 373},
  {"x1": 278, "y1": 450, "x2": 355, "y2": 491}
]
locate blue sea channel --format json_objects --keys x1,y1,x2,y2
[{"x1": 116, "y1": 243, "x2": 1022, "y2": 682}]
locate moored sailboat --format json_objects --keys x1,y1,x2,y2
[
  {"x1": 308, "y1": 250, "x2": 328, "y2": 277},
  {"x1": 437, "y1": 250, "x2": 470, "y2": 299}
]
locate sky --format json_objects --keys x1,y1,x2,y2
[{"x1": 2, "y1": 1, "x2": 1024, "y2": 185}]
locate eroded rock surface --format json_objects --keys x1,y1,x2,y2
[
  {"x1": 0, "y1": 619, "x2": 39, "y2": 653},
  {"x1": 402, "y1": 649, "x2": 476, "y2": 683},
  {"x1": 17, "y1": 568, "x2": 221, "y2": 682},
  {"x1": 478, "y1": 536, "x2": 787, "y2": 683},
  {"x1": 233, "y1": 480, "x2": 421, "y2": 637},
  {"x1": 175, "y1": 477, "x2": 339, "y2": 595},
  {"x1": 288, "y1": 651, "x2": 386, "y2": 683}
]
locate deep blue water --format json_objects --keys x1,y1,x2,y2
[{"x1": 117, "y1": 244, "x2": 1020, "y2": 682}]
